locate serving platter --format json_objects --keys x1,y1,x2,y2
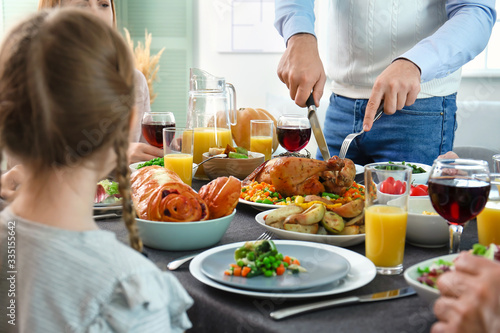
[
  {"x1": 190, "y1": 240, "x2": 376, "y2": 299},
  {"x1": 200, "y1": 242, "x2": 350, "y2": 291},
  {"x1": 255, "y1": 209, "x2": 365, "y2": 247}
]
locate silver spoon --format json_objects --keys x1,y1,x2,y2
[
  {"x1": 192, "y1": 153, "x2": 226, "y2": 172},
  {"x1": 167, "y1": 253, "x2": 200, "y2": 270}
]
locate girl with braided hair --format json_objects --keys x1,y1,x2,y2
[{"x1": 0, "y1": 8, "x2": 192, "y2": 332}]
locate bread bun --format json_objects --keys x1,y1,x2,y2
[{"x1": 199, "y1": 176, "x2": 241, "y2": 219}]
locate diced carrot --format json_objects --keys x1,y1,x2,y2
[
  {"x1": 292, "y1": 259, "x2": 300, "y2": 266},
  {"x1": 230, "y1": 264, "x2": 239, "y2": 269},
  {"x1": 276, "y1": 264, "x2": 285, "y2": 276},
  {"x1": 233, "y1": 266, "x2": 242, "y2": 276},
  {"x1": 283, "y1": 256, "x2": 291, "y2": 265},
  {"x1": 241, "y1": 266, "x2": 251, "y2": 277},
  {"x1": 254, "y1": 184, "x2": 263, "y2": 190},
  {"x1": 263, "y1": 192, "x2": 270, "y2": 197},
  {"x1": 224, "y1": 270, "x2": 232, "y2": 276}
]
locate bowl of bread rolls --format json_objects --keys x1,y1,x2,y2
[{"x1": 130, "y1": 166, "x2": 241, "y2": 251}]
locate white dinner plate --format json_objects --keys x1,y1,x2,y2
[
  {"x1": 238, "y1": 198, "x2": 277, "y2": 211},
  {"x1": 239, "y1": 164, "x2": 364, "y2": 211},
  {"x1": 200, "y1": 242, "x2": 350, "y2": 291},
  {"x1": 355, "y1": 164, "x2": 364, "y2": 175},
  {"x1": 190, "y1": 240, "x2": 376, "y2": 299},
  {"x1": 255, "y1": 209, "x2": 365, "y2": 247}
]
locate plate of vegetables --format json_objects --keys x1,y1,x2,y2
[
  {"x1": 190, "y1": 240, "x2": 376, "y2": 299},
  {"x1": 200, "y1": 240, "x2": 349, "y2": 291}
]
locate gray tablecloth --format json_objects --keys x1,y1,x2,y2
[{"x1": 97, "y1": 180, "x2": 478, "y2": 333}]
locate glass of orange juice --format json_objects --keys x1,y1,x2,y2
[
  {"x1": 250, "y1": 119, "x2": 274, "y2": 161},
  {"x1": 364, "y1": 163, "x2": 412, "y2": 275},
  {"x1": 163, "y1": 127, "x2": 194, "y2": 186},
  {"x1": 477, "y1": 174, "x2": 500, "y2": 246}
]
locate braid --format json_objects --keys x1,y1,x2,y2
[{"x1": 114, "y1": 129, "x2": 143, "y2": 252}]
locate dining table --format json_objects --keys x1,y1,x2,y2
[{"x1": 97, "y1": 178, "x2": 479, "y2": 333}]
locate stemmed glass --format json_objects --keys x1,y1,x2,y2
[
  {"x1": 276, "y1": 114, "x2": 311, "y2": 153},
  {"x1": 427, "y1": 159, "x2": 491, "y2": 253},
  {"x1": 141, "y1": 112, "x2": 176, "y2": 148}
]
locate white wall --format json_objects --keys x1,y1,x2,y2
[{"x1": 194, "y1": 1, "x2": 500, "y2": 155}]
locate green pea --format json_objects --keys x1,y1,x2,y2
[
  {"x1": 283, "y1": 262, "x2": 289, "y2": 268},
  {"x1": 237, "y1": 260, "x2": 245, "y2": 267},
  {"x1": 263, "y1": 257, "x2": 270, "y2": 265},
  {"x1": 269, "y1": 256, "x2": 276, "y2": 263},
  {"x1": 246, "y1": 252, "x2": 255, "y2": 261},
  {"x1": 276, "y1": 253, "x2": 283, "y2": 261},
  {"x1": 265, "y1": 263, "x2": 271, "y2": 269},
  {"x1": 264, "y1": 270, "x2": 273, "y2": 277}
]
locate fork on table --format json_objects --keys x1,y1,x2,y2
[
  {"x1": 166, "y1": 231, "x2": 275, "y2": 271},
  {"x1": 338, "y1": 103, "x2": 384, "y2": 159}
]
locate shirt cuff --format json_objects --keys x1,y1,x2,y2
[
  {"x1": 282, "y1": 14, "x2": 316, "y2": 45},
  {"x1": 399, "y1": 47, "x2": 442, "y2": 83}
]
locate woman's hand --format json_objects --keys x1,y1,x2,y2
[
  {"x1": 432, "y1": 253, "x2": 500, "y2": 333},
  {"x1": 128, "y1": 143, "x2": 163, "y2": 164},
  {"x1": 1, "y1": 164, "x2": 25, "y2": 201}
]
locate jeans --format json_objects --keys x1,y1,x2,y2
[{"x1": 316, "y1": 93, "x2": 458, "y2": 166}]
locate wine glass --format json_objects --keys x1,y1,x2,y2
[
  {"x1": 141, "y1": 112, "x2": 176, "y2": 148},
  {"x1": 427, "y1": 159, "x2": 491, "y2": 253},
  {"x1": 276, "y1": 114, "x2": 311, "y2": 153}
]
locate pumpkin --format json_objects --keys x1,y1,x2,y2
[{"x1": 231, "y1": 107, "x2": 279, "y2": 151}]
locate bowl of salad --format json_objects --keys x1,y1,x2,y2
[
  {"x1": 376, "y1": 161, "x2": 431, "y2": 184},
  {"x1": 404, "y1": 244, "x2": 500, "y2": 303}
]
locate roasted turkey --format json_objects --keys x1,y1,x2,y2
[{"x1": 243, "y1": 156, "x2": 356, "y2": 197}]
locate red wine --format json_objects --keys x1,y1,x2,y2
[
  {"x1": 142, "y1": 122, "x2": 175, "y2": 148},
  {"x1": 428, "y1": 177, "x2": 490, "y2": 225},
  {"x1": 276, "y1": 126, "x2": 311, "y2": 152}
]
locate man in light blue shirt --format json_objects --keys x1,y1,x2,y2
[{"x1": 275, "y1": 0, "x2": 496, "y2": 165}]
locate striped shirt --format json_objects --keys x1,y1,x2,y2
[{"x1": 0, "y1": 207, "x2": 192, "y2": 333}]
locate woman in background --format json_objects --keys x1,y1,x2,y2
[
  {"x1": 38, "y1": 0, "x2": 163, "y2": 163},
  {"x1": 0, "y1": 8, "x2": 192, "y2": 332}
]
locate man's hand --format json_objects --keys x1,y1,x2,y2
[
  {"x1": 432, "y1": 253, "x2": 500, "y2": 333},
  {"x1": 128, "y1": 143, "x2": 163, "y2": 164},
  {"x1": 277, "y1": 33, "x2": 326, "y2": 107},
  {"x1": 363, "y1": 59, "x2": 421, "y2": 131}
]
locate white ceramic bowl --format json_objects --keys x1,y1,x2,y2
[
  {"x1": 254, "y1": 209, "x2": 365, "y2": 247},
  {"x1": 404, "y1": 254, "x2": 457, "y2": 304},
  {"x1": 406, "y1": 197, "x2": 449, "y2": 248},
  {"x1": 377, "y1": 161, "x2": 432, "y2": 184},
  {"x1": 136, "y1": 210, "x2": 236, "y2": 251},
  {"x1": 202, "y1": 152, "x2": 265, "y2": 180}
]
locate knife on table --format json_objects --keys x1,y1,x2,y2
[
  {"x1": 306, "y1": 93, "x2": 330, "y2": 161},
  {"x1": 270, "y1": 286, "x2": 416, "y2": 320}
]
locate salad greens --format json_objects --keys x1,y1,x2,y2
[
  {"x1": 376, "y1": 161, "x2": 427, "y2": 174},
  {"x1": 417, "y1": 243, "x2": 500, "y2": 289},
  {"x1": 137, "y1": 157, "x2": 164, "y2": 169},
  {"x1": 98, "y1": 179, "x2": 119, "y2": 196}
]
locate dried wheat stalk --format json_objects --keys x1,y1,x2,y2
[{"x1": 124, "y1": 28, "x2": 165, "y2": 104}]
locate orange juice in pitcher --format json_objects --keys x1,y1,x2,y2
[{"x1": 187, "y1": 68, "x2": 237, "y2": 179}]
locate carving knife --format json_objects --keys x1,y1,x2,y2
[
  {"x1": 270, "y1": 286, "x2": 416, "y2": 320},
  {"x1": 306, "y1": 94, "x2": 330, "y2": 161}
]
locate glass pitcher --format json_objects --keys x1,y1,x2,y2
[{"x1": 187, "y1": 68, "x2": 237, "y2": 179}]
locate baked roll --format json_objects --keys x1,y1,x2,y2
[
  {"x1": 131, "y1": 166, "x2": 209, "y2": 222},
  {"x1": 199, "y1": 176, "x2": 241, "y2": 219}
]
